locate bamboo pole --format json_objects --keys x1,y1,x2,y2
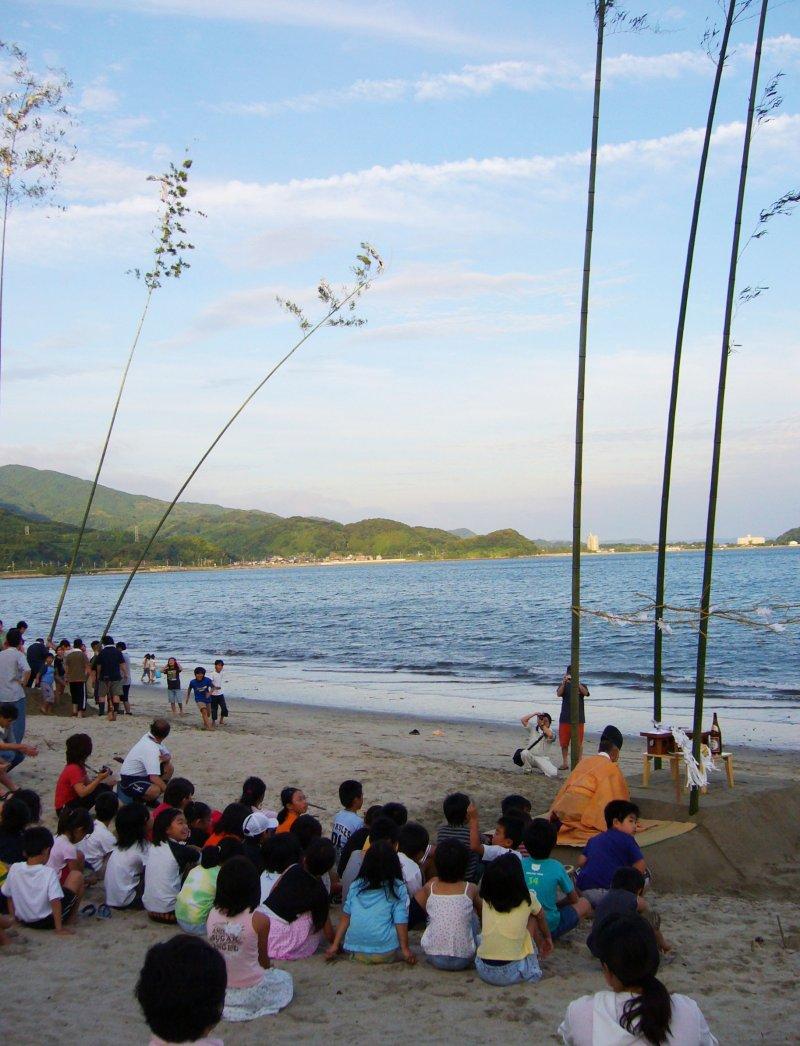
[
  {"x1": 690, "y1": 0, "x2": 769, "y2": 815},
  {"x1": 570, "y1": 0, "x2": 605, "y2": 769}
]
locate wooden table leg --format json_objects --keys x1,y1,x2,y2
[
  {"x1": 671, "y1": 756, "x2": 682, "y2": 803},
  {"x1": 724, "y1": 754, "x2": 734, "y2": 788},
  {"x1": 642, "y1": 754, "x2": 651, "y2": 786}
]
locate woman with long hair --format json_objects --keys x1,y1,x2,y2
[{"x1": 53, "y1": 733, "x2": 113, "y2": 814}]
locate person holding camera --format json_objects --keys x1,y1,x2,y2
[
  {"x1": 557, "y1": 665, "x2": 589, "y2": 770},
  {"x1": 54, "y1": 733, "x2": 115, "y2": 815},
  {"x1": 517, "y1": 712, "x2": 559, "y2": 778}
]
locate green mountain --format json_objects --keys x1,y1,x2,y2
[
  {"x1": 448, "y1": 528, "x2": 477, "y2": 538},
  {"x1": 0, "y1": 465, "x2": 540, "y2": 569},
  {"x1": 774, "y1": 526, "x2": 800, "y2": 544}
]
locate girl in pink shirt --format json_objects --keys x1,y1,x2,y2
[
  {"x1": 206, "y1": 856, "x2": 293, "y2": 1022},
  {"x1": 47, "y1": 808, "x2": 91, "y2": 886}
]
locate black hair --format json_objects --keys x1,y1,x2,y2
[
  {"x1": 0, "y1": 702, "x2": 19, "y2": 721},
  {"x1": 136, "y1": 935, "x2": 226, "y2": 1043},
  {"x1": 102, "y1": 634, "x2": 114, "y2": 645},
  {"x1": 57, "y1": 806, "x2": 93, "y2": 839},
  {"x1": 115, "y1": 804, "x2": 150, "y2": 850},
  {"x1": 262, "y1": 832, "x2": 302, "y2": 874},
  {"x1": 65, "y1": 732, "x2": 93, "y2": 765},
  {"x1": 363, "y1": 804, "x2": 383, "y2": 827},
  {"x1": 163, "y1": 777, "x2": 195, "y2": 807},
  {"x1": 277, "y1": 787, "x2": 302, "y2": 824},
  {"x1": 368, "y1": 816, "x2": 400, "y2": 846},
  {"x1": 5, "y1": 628, "x2": 22, "y2": 648},
  {"x1": 442, "y1": 791, "x2": 470, "y2": 826},
  {"x1": 399, "y1": 821, "x2": 429, "y2": 860},
  {"x1": 116, "y1": 641, "x2": 127, "y2": 651},
  {"x1": 338, "y1": 779, "x2": 363, "y2": 809},
  {"x1": 538, "y1": 712, "x2": 553, "y2": 726},
  {"x1": 479, "y1": 853, "x2": 531, "y2": 913},
  {"x1": 290, "y1": 813, "x2": 322, "y2": 851},
  {"x1": 380, "y1": 801, "x2": 408, "y2": 827},
  {"x1": 94, "y1": 791, "x2": 119, "y2": 823},
  {"x1": 14, "y1": 789, "x2": 41, "y2": 823},
  {"x1": 495, "y1": 814, "x2": 525, "y2": 849},
  {"x1": 22, "y1": 825, "x2": 54, "y2": 858},
  {"x1": 150, "y1": 718, "x2": 171, "y2": 740},
  {"x1": 152, "y1": 808, "x2": 184, "y2": 845},
  {"x1": 73, "y1": 638, "x2": 83, "y2": 648},
  {"x1": 304, "y1": 837, "x2": 336, "y2": 878},
  {"x1": 268, "y1": 856, "x2": 331, "y2": 931},
  {"x1": 201, "y1": 837, "x2": 245, "y2": 870},
  {"x1": 596, "y1": 914, "x2": 672, "y2": 1045},
  {"x1": 605, "y1": 800, "x2": 640, "y2": 830},
  {"x1": 193, "y1": 666, "x2": 205, "y2": 675},
  {"x1": 434, "y1": 838, "x2": 470, "y2": 883},
  {"x1": 523, "y1": 818, "x2": 558, "y2": 860},
  {"x1": 214, "y1": 855, "x2": 261, "y2": 917},
  {"x1": 214, "y1": 659, "x2": 224, "y2": 666},
  {"x1": 0, "y1": 796, "x2": 31, "y2": 834},
  {"x1": 216, "y1": 802, "x2": 250, "y2": 839},
  {"x1": 355, "y1": 839, "x2": 403, "y2": 899},
  {"x1": 611, "y1": 866, "x2": 647, "y2": 894},
  {"x1": 239, "y1": 776, "x2": 267, "y2": 808},
  {"x1": 501, "y1": 793, "x2": 532, "y2": 816},
  {"x1": 185, "y1": 801, "x2": 212, "y2": 825}
]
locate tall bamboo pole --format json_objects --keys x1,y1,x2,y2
[
  {"x1": 653, "y1": 1, "x2": 737, "y2": 738},
  {"x1": 570, "y1": 0, "x2": 606, "y2": 768},
  {"x1": 690, "y1": 0, "x2": 769, "y2": 814}
]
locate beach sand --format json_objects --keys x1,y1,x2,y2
[{"x1": 6, "y1": 686, "x2": 800, "y2": 1045}]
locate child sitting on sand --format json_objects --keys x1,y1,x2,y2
[
  {"x1": 415, "y1": 839, "x2": 481, "y2": 971},
  {"x1": 326, "y1": 840, "x2": 415, "y2": 965},
  {"x1": 275, "y1": 788, "x2": 309, "y2": 834},
  {"x1": 187, "y1": 668, "x2": 215, "y2": 731},
  {"x1": 105, "y1": 804, "x2": 151, "y2": 909},
  {"x1": 136, "y1": 935, "x2": 227, "y2": 1046},
  {"x1": 474, "y1": 853, "x2": 553, "y2": 986},
  {"x1": 185, "y1": 801, "x2": 213, "y2": 848},
  {"x1": 522, "y1": 819, "x2": 591, "y2": 942},
  {"x1": 331, "y1": 779, "x2": 364, "y2": 862},
  {"x1": 398, "y1": 821, "x2": 429, "y2": 928},
  {"x1": 260, "y1": 833, "x2": 302, "y2": 903},
  {"x1": 143, "y1": 808, "x2": 199, "y2": 923},
  {"x1": 207, "y1": 856, "x2": 294, "y2": 1021},
  {"x1": 2, "y1": 826, "x2": 81, "y2": 932},
  {"x1": 467, "y1": 803, "x2": 526, "y2": 863},
  {"x1": 48, "y1": 808, "x2": 91, "y2": 889},
  {"x1": 437, "y1": 792, "x2": 480, "y2": 882},
  {"x1": 77, "y1": 791, "x2": 119, "y2": 875},
  {"x1": 264, "y1": 838, "x2": 336, "y2": 959},
  {"x1": 559, "y1": 914, "x2": 716, "y2": 1045},
  {"x1": 575, "y1": 801, "x2": 647, "y2": 906},
  {"x1": 176, "y1": 838, "x2": 245, "y2": 936},
  {"x1": 586, "y1": 867, "x2": 671, "y2": 958}
]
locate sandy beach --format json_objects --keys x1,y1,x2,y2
[{"x1": 6, "y1": 686, "x2": 800, "y2": 1045}]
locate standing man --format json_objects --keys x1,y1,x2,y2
[
  {"x1": 64, "y1": 639, "x2": 90, "y2": 718},
  {"x1": 557, "y1": 664, "x2": 589, "y2": 770},
  {"x1": 98, "y1": 634, "x2": 125, "y2": 722},
  {"x1": 0, "y1": 628, "x2": 31, "y2": 749},
  {"x1": 26, "y1": 636, "x2": 49, "y2": 687}
]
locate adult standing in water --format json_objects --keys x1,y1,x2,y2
[{"x1": 557, "y1": 664, "x2": 589, "y2": 770}]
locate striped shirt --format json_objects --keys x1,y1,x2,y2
[{"x1": 436, "y1": 824, "x2": 481, "y2": 882}]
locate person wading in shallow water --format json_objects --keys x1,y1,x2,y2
[{"x1": 557, "y1": 665, "x2": 589, "y2": 770}]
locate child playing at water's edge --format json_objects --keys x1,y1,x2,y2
[{"x1": 187, "y1": 667, "x2": 215, "y2": 731}]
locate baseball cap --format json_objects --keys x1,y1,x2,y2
[{"x1": 243, "y1": 811, "x2": 278, "y2": 837}]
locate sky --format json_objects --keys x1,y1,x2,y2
[{"x1": 0, "y1": 0, "x2": 798, "y2": 541}]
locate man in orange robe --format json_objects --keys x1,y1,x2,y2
[{"x1": 548, "y1": 725, "x2": 629, "y2": 845}]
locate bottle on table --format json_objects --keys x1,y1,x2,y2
[{"x1": 709, "y1": 712, "x2": 722, "y2": 756}]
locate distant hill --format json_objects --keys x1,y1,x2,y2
[
  {"x1": 775, "y1": 526, "x2": 800, "y2": 544},
  {"x1": 448, "y1": 528, "x2": 477, "y2": 539},
  {"x1": 0, "y1": 465, "x2": 540, "y2": 568}
]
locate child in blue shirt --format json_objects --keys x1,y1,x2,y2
[
  {"x1": 521, "y1": 819, "x2": 591, "y2": 940},
  {"x1": 186, "y1": 667, "x2": 214, "y2": 731},
  {"x1": 575, "y1": 800, "x2": 647, "y2": 905},
  {"x1": 326, "y1": 840, "x2": 415, "y2": 965},
  {"x1": 39, "y1": 654, "x2": 56, "y2": 714}
]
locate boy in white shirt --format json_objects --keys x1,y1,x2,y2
[
  {"x1": 467, "y1": 803, "x2": 526, "y2": 863},
  {"x1": 210, "y1": 658, "x2": 229, "y2": 727},
  {"x1": 2, "y1": 826, "x2": 79, "y2": 933},
  {"x1": 77, "y1": 791, "x2": 119, "y2": 876}
]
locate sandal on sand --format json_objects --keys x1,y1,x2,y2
[
  {"x1": 96, "y1": 904, "x2": 112, "y2": 919},
  {"x1": 80, "y1": 904, "x2": 97, "y2": 918}
]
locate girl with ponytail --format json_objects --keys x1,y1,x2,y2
[{"x1": 558, "y1": 914, "x2": 717, "y2": 1045}]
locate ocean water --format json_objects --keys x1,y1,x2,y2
[{"x1": 2, "y1": 547, "x2": 798, "y2": 744}]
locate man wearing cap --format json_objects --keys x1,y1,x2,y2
[{"x1": 547, "y1": 725, "x2": 629, "y2": 845}]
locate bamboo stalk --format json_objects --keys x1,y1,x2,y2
[
  {"x1": 690, "y1": 0, "x2": 769, "y2": 815},
  {"x1": 570, "y1": 0, "x2": 606, "y2": 769},
  {"x1": 653, "y1": 0, "x2": 737, "y2": 751}
]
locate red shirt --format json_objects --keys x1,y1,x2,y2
[{"x1": 54, "y1": 763, "x2": 87, "y2": 811}]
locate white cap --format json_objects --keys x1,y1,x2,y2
[{"x1": 243, "y1": 811, "x2": 278, "y2": 837}]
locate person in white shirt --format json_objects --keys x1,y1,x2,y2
[
  {"x1": 77, "y1": 791, "x2": 119, "y2": 874},
  {"x1": 118, "y1": 720, "x2": 174, "y2": 803},
  {"x1": 1, "y1": 826, "x2": 80, "y2": 932},
  {"x1": 467, "y1": 803, "x2": 525, "y2": 864},
  {"x1": 398, "y1": 822, "x2": 429, "y2": 929},
  {"x1": 558, "y1": 913, "x2": 717, "y2": 1046},
  {"x1": 0, "y1": 628, "x2": 32, "y2": 752},
  {"x1": 210, "y1": 658, "x2": 229, "y2": 727},
  {"x1": 105, "y1": 804, "x2": 151, "y2": 909},
  {"x1": 518, "y1": 711, "x2": 560, "y2": 778}
]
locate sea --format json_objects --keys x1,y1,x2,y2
[{"x1": 2, "y1": 546, "x2": 798, "y2": 748}]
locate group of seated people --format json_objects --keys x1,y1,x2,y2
[{"x1": 0, "y1": 720, "x2": 717, "y2": 1045}]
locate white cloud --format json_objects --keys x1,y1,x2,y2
[{"x1": 79, "y1": 82, "x2": 119, "y2": 112}]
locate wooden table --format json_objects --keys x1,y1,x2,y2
[{"x1": 642, "y1": 750, "x2": 734, "y2": 802}]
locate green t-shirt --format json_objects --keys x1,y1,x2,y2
[
  {"x1": 175, "y1": 864, "x2": 219, "y2": 926},
  {"x1": 520, "y1": 856, "x2": 573, "y2": 933}
]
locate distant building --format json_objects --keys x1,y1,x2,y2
[
  {"x1": 586, "y1": 532, "x2": 600, "y2": 553},
  {"x1": 736, "y1": 534, "x2": 766, "y2": 546}
]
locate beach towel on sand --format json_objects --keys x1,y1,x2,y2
[{"x1": 548, "y1": 755, "x2": 629, "y2": 846}]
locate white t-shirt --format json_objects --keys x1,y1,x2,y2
[
  {"x1": 558, "y1": 990, "x2": 718, "y2": 1046},
  {"x1": 0, "y1": 647, "x2": 29, "y2": 703},
  {"x1": 143, "y1": 842, "x2": 182, "y2": 913},
  {"x1": 398, "y1": 852, "x2": 423, "y2": 897},
  {"x1": 78, "y1": 822, "x2": 117, "y2": 869},
  {"x1": 331, "y1": 809, "x2": 363, "y2": 858},
  {"x1": 1, "y1": 862, "x2": 63, "y2": 922},
  {"x1": 120, "y1": 734, "x2": 163, "y2": 778},
  {"x1": 481, "y1": 845, "x2": 524, "y2": 863},
  {"x1": 211, "y1": 670, "x2": 226, "y2": 694},
  {"x1": 104, "y1": 842, "x2": 149, "y2": 908},
  {"x1": 528, "y1": 723, "x2": 556, "y2": 753},
  {"x1": 120, "y1": 652, "x2": 132, "y2": 684},
  {"x1": 47, "y1": 835, "x2": 78, "y2": 876}
]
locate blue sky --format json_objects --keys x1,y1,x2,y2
[{"x1": 1, "y1": 0, "x2": 798, "y2": 540}]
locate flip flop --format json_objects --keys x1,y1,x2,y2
[
  {"x1": 96, "y1": 904, "x2": 112, "y2": 919},
  {"x1": 80, "y1": 903, "x2": 97, "y2": 917}
]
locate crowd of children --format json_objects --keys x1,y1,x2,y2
[{"x1": 0, "y1": 735, "x2": 719, "y2": 1045}]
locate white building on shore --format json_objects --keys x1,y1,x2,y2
[
  {"x1": 736, "y1": 534, "x2": 766, "y2": 546},
  {"x1": 586, "y1": 532, "x2": 600, "y2": 553}
]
